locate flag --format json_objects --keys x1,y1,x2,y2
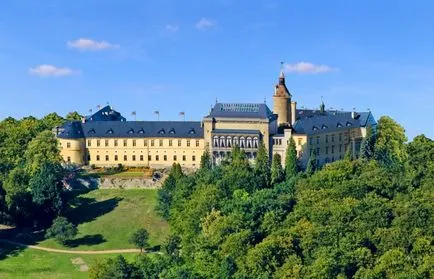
[
  {"x1": 153, "y1": 111, "x2": 159, "y2": 114},
  {"x1": 132, "y1": 111, "x2": 136, "y2": 116},
  {"x1": 179, "y1": 112, "x2": 185, "y2": 116}
]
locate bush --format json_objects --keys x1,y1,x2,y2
[
  {"x1": 129, "y1": 228, "x2": 149, "y2": 252},
  {"x1": 45, "y1": 216, "x2": 77, "y2": 244}
]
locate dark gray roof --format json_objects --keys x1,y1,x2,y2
[
  {"x1": 58, "y1": 121, "x2": 203, "y2": 139},
  {"x1": 212, "y1": 129, "x2": 261, "y2": 135},
  {"x1": 85, "y1": 106, "x2": 126, "y2": 122},
  {"x1": 292, "y1": 110, "x2": 376, "y2": 135},
  {"x1": 207, "y1": 103, "x2": 274, "y2": 120}
]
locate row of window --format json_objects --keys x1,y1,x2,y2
[
  {"x1": 91, "y1": 154, "x2": 195, "y2": 162},
  {"x1": 213, "y1": 136, "x2": 259, "y2": 148},
  {"x1": 309, "y1": 133, "x2": 349, "y2": 146},
  {"x1": 309, "y1": 144, "x2": 348, "y2": 156},
  {"x1": 86, "y1": 139, "x2": 200, "y2": 148},
  {"x1": 273, "y1": 138, "x2": 304, "y2": 146}
]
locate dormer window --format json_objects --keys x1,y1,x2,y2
[
  {"x1": 88, "y1": 129, "x2": 96, "y2": 134},
  {"x1": 169, "y1": 128, "x2": 176, "y2": 134},
  {"x1": 322, "y1": 125, "x2": 328, "y2": 130},
  {"x1": 158, "y1": 129, "x2": 165, "y2": 134},
  {"x1": 337, "y1": 123, "x2": 343, "y2": 128},
  {"x1": 128, "y1": 129, "x2": 134, "y2": 134},
  {"x1": 138, "y1": 129, "x2": 145, "y2": 134},
  {"x1": 107, "y1": 129, "x2": 114, "y2": 134},
  {"x1": 346, "y1": 122, "x2": 352, "y2": 127},
  {"x1": 312, "y1": 126, "x2": 318, "y2": 131},
  {"x1": 189, "y1": 129, "x2": 196, "y2": 134}
]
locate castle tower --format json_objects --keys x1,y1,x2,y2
[{"x1": 273, "y1": 69, "x2": 292, "y2": 127}]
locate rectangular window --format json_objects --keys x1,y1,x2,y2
[
  {"x1": 114, "y1": 140, "x2": 118, "y2": 147},
  {"x1": 132, "y1": 155, "x2": 136, "y2": 161},
  {"x1": 67, "y1": 156, "x2": 71, "y2": 162},
  {"x1": 326, "y1": 146, "x2": 329, "y2": 154},
  {"x1": 331, "y1": 145, "x2": 335, "y2": 154},
  {"x1": 178, "y1": 139, "x2": 181, "y2": 147},
  {"x1": 133, "y1": 140, "x2": 136, "y2": 147},
  {"x1": 173, "y1": 155, "x2": 177, "y2": 161},
  {"x1": 144, "y1": 139, "x2": 148, "y2": 147},
  {"x1": 87, "y1": 155, "x2": 91, "y2": 161},
  {"x1": 309, "y1": 138, "x2": 313, "y2": 145},
  {"x1": 316, "y1": 136, "x2": 320, "y2": 144},
  {"x1": 140, "y1": 155, "x2": 144, "y2": 161},
  {"x1": 96, "y1": 155, "x2": 100, "y2": 161},
  {"x1": 192, "y1": 155, "x2": 196, "y2": 161},
  {"x1": 156, "y1": 155, "x2": 159, "y2": 161},
  {"x1": 298, "y1": 138, "x2": 302, "y2": 146},
  {"x1": 187, "y1": 140, "x2": 190, "y2": 147},
  {"x1": 332, "y1": 134, "x2": 335, "y2": 142},
  {"x1": 97, "y1": 140, "x2": 101, "y2": 147},
  {"x1": 169, "y1": 140, "x2": 172, "y2": 147},
  {"x1": 151, "y1": 140, "x2": 155, "y2": 147},
  {"x1": 182, "y1": 155, "x2": 186, "y2": 161},
  {"x1": 159, "y1": 139, "x2": 163, "y2": 147},
  {"x1": 87, "y1": 140, "x2": 92, "y2": 147},
  {"x1": 105, "y1": 155, "x2": 109, "y2": 161},
  {"x1": 67, "y1": 142, "x2": 71, "y2": 148},
  {"x1": 339, "y1": 133, "x2": 342, "y2": 142},
  {"x1": 123, "y1": 140, "x2": 127, "y2": 147},
  {"x1": 325, "y1": 135, "x2": 329, "y2": 143},
  {"x1": 339, "y1": 144, "x2": 342, "y2": 153},
  {"x1": 164, "y1": 155, "x2": 167, "y2": 161},
  {"x1": 115, "y1": 155, "x2": 118, "y2": 161},
  {"x1": 148, "y1": 155, "x2": 151, "y2": 161},
  {"x1": 124, "y1": 155, "x2": 127, "y2": 161},
  {"x1": 105, "y1": 140, "x2": 109, "y2": 147},
  {"x1": 316, "y1": 148, "x2": 320, "y2": 156},
  {"x1": 196, "y1": 140, "x2": 200, "y2": 147}
]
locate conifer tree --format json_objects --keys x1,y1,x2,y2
[
  {"x1": 200, "y1": 148, "x2": 212, "y2": 170},
  {"x1": 255, "y1": 142, "x2": 270, "y2": 188},
  {"x1": 305, "y1": 151, "x2": 317, "y2": 175},
  {"x1": 360, "y1": 126, "x2": 376, "y2": 161},
  {"x1": 285, "y1": 138, "x2": 298, "y2": 181},
  {"x1": 271, "y1": 153, "x2": 284, "y2": 185}
]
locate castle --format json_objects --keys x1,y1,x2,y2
[{"x1": 57, "y1": 70, "x2": 376, "y2": 169}]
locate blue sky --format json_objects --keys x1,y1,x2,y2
[{"x1": 1, "y1": 0, "x2": 433, "y2": 140}]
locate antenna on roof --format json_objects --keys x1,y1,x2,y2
[
  {"x1": 264, "y1": 97, "x2": 267, "y2": 104},
  {"x1": 131, "y1": 111, "x2": 137, "y2": 121},
  {"x1": 153, "y1": 110, "x2": 160, "y2": 121},
  {"x1": 215, "y1": 98, "x2": 218, "y2": 104},
  {"x1": 179, "y1": 111, "x2": 185, "y2": 121}
]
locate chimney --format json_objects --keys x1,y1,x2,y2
[
  {"x1": 81, "y1": 117, "x2": 86, "y2": 124},
  {"x1": 291, "y1": 101, "x2": 297, "y2": 126}
]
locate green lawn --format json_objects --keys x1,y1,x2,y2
[
  {"x1": 0, "y1": 242, "x2": 136, "y2": 279},
  {"x1": 40, "y1": 189, "x2": 169, "y2": 250},
  {"x1": 107, "y1": 171, "x2": 145, "y2": 178}
]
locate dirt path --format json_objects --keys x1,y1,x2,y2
[{"x1": 0, "y1": 239, "x2": 141, "y2": 254}]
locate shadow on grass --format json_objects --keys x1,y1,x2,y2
[
  {"x1": 0, "y1": 227, "x2": 26, "y2": 261},
  {"x1": 64, "y1": 234, "x2": 106, "y2": 248},
  {"x1": 66, "y1": 197, "x2": 122, "y2": 225}
]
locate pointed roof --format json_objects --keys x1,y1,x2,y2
[
  {"x1": 85, "y1": 106, "x2": 126, "y2": 122},
  {"x1": 274, "y1": 70, "x2": 291, "y2": 98}
]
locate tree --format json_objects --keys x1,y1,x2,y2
[
  {"x1": 285, "y1": 138, "x2": 298, "y2": 181},
  {"x1": 89, "y1": 255, "x2": 136, "y2": 279},
  {"x1": 271, "y1": 153, "x2": 285, "y2": 185},
  {"x1": 375, "y1": 116, "x2": 407, "y2": 164},
  {"x1": 65, "y1": 111, "x2": 83, "y2": 121},
  {"x1": 24, "y1": 130, "x2": 62, "y2": 176},
  {"x1": 305, "y1": 150, "x2": 317, "y2": 175},
  {"x1": 200, "y1": 148, "x2": 212, "y2": 170},
  {"x1": 129, "y1": 228, "x2": 150, "y2": 253},
  {"x1": 360, "y1": 126, "x2": 376, "y2": 161},
  {"x1": 255, "y1": 142, "x2": 270, "y2": 188},
  {"x1": 41, "y1": 113, "x2": 65, "y2": 130},
  {"x1": 45, "y1": 216, "x2": 77, "y2": 244}
]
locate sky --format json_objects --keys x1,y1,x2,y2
[{"x1": 1, "y1": 0, "x2": 433, "y2": 140}]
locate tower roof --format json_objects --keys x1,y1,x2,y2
[{"x1": 274, "y1": 70, "x2": 291, "y2": 98}]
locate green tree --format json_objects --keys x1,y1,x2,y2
[
  {"x1": 375, "y1": 116, "x2": 407, "y2": 164},
  {"x1": 271, "y1": 153, "x2": 285, "y2": 185},
  {"x1": 89, "y1": 255, "x2": 136, "y2": 279},
  {"x1": 25, "y1": 130, "x2": 62, "y2": 176},
  {"x1": 359, "y1": 126, "x2": 376, "y2": 161},
  {"x1": 255, "y1": 142, "x2": 270, "y2": 188},
  {"x1": 200, "y1": 148, "x2": 212, "y2": 170},
  {"x1": 129, "y1": 228, "x2": 150, "y2": 253},
  {"x1": 65, "y1": 111, "x2": 83, "y2": 121},
  {"x1": 45, "y1": 216, "x2": 77, "y2": 244},
  {"x1": 41, "y1": 113, "x2": 65, "y2": 130},
  {"x1": 285, "y1": 138, "x2": 298, "y2": 181},
  {"x1": 305, "y1": 150, "x2": 317, "y2": 175},
  {"x1": 3, "y1": 167, "x2": 32, "y2": 225}
]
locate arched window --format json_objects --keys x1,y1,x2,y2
[
  {"x1": 213, "y1": 136, "x2": 219, "y2": 147},
  {"x1": 220, "y1": 136, "x2": 226, "y2": 148},
  {"x1": 233, "y1": 137, "x2": 239, "y2": 147},
  {"x1": 246, "y1": 137, "x2": 252, "y2": 148},
  {"x1": 226, "y1": 136, "x2": 232, "y2": 148},
  {"x1": 253, "y1": 137, "x2": 259, "y2": 148},
  {"x1": 240, "y1": 137, "x2": 245, "y2": 148}
]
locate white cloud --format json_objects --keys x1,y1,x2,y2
[
  {"x1": 196, "y1": 18, "x2": 217, "y2": 30},
  {"x1": 29, "y1": 64, "x2": 79, "y2": 77},
  {"x1": 165, "y1": 24, "x2": 180, "y2": 32},
  {"x1": 67, "y1": 38, "x2": 119, "y2": 51},
  {"x1": 284, "y1": 62, "x2": 338, "y2": 74}
]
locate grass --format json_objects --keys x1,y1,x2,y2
[
  {"x1": 106, "y1": 171, "x2": 145, "y2": 178},
  {"x1": 40, "y1": 189, "x2": 169, "y2": 250},
  {"x1": 0, "y1": 242, "x2": 136, "y2": 279}
]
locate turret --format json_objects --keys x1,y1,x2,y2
[{"x1": 273, "y1": 68, "x2": 292, "y2": 127}]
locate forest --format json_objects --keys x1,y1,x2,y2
[{"x1": 90, "y1": 116, "x2": 433, "y2": 278}]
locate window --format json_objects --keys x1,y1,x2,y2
[
  {"x1": 87, "y1": 155, "x2": 91, "y2": 161},
  {"x1": 192, "y1": 155, "x2": 196, "y2": 161},
  {"x1": 309, "y1": 137, "x2": 313, "y2": 145},
  {"x1": 339, "y1": 133, "x2": 342, "y2": 142},
  {"x1": 339, "y1": 144, "x2": 342, "y2": 153},
  {"x1": 124, "y1": 155, "x2": 127, "y2": 161},
  {"x1": 114, "y1": 140, "x2": 118, "y2": 147},
  {"x1": 316, "y1": 148, "x2": 320, "y2": 156},
  {"x1": 151, "y1": 140, "x2": 155, "y2": 147},
  {"x1": 298, "y1": 138, "x2": 302, "y2": 146},
  {"x1": 316, "y1": 136, "x2": 320, "y2": 144},
  {"x1": 97, "y1": 140, "x2": 101, "y2": 147},
  {"x1": 182, "y1": 155, "x2": 186, "y2": 161},
  {"x1": 105, "y1": 140, "x2": 109, "y2": 147},
  {"x1": 326, "y1": 146, "x2": 329, "y2": 154},
  {"x1": 67, "y1": 142, "x2": 71, "y2": 148},
  {"x1": 132, "y1": 155, "x2": 136, "y2": 161},
  {"x1": 67, "y1": 156, "x2": 71, "y2": 162},
  {"x1": 187, "y1": 140, "x2": 190, "y2": 147},
  {"x1": 164, "y1": 155, "x2": 167, "y2": 161},
  {"x1": 144, "y1": 140, "x2": 148, "y2": 146},
  {"x1": 173, "y1": 155, "x2": 177, "y2": 161},
  {"x1": 96, "y1": 155, "x2": 100, "y2": 161},
  {"x1": 123, "y1": 140, "x2": 127, "y2": 147},
  {"x1": 178, "y1": 139, "x2": 182, "y2": 147},
  {"x1": 196, "y1": 140, "x2": 200, "y2": 147},
  {"x1": 140, "y1": 155, "x2": 144, "y2": 161},
  {"x1": 332, "y1": 134, "x2": 335, "y2": 142},
  {"x1": 115, "y1": 155, "x2": 118, "y2": 161},
  {"x1": 213, "y1": 136, "x2": 219, "y2": 147},
  {"x1": 132, "y1": 140, "x2": 136, "y2": 147},
  {"x1": 148, "y1": 155, "x2": 151, "y2": 161},
  {"x1": 156, "y1": 155, "x2": 159, "y2": 161},
  {"x1": 332, "y1": 145, "x2": 335, "y2": 154},
  {"x1": 325, "y1": 135, "x2": 329, "y2": 143},
  {"x1": 169, "y1": 140, "x2": 172, "y2": 147},
  {"x1": 159, "y1": 139, "x2": 163, "y2": 146},
  {"x1": 105, "y1": 155, "x2": 109, "y2": 161},
  {"x1": 87, "y1": 140, "x2": 91, "y2": 147}
]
